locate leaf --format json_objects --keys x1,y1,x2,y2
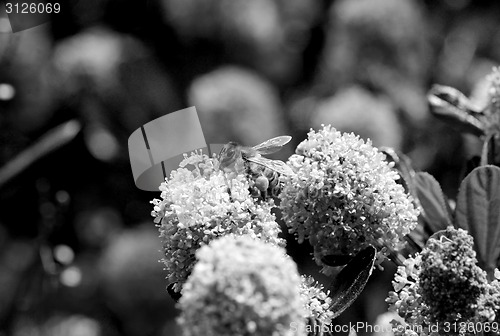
[
  {"x1": 321, "y1": 254, "x2": 353, "y2": 267},
  {"x1": 380, "y1": 148, "x2": 419, "y2": 204},
  {"x1": 480, "y1": 133, "x2": 496, "y2": 166},
  {"x1": 381, "y1": 148, "x2": 414, "y2": 188},
  {"x1": 327, "y1": 246, "x2": 376, "y2": 319},
  {"x1": 427, "y1": 84, "x2": 485, "y2": 136},
  {"x1": 455, "y1": 165, "x2": 500, "y2": 277},
  {"x1": 414, "y1": 172, "x2": 452, "y2": 233},
  {"x1": 404, "y1": 232, "x2": 424, "y2": 253},
  {"x1": 463, "y1": 156, "x2": 481, "y2": 179},
  {"x1": 381, "y1": 149, "x2": 429, "y2": 248},
  {"x1": 348, "y1": 328, "x2": 357, "y2": 336},
  {"x1": 167, "y1": 282, "x2": 182, "y2": 302}
]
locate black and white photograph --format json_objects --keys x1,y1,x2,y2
[{"x1": 2, "y1": 1, "x2": 500, "y2": 335}]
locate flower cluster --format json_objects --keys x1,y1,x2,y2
[
  {"x1": 387, "y1": 227, "x2": 500, "y2": 336},
  {"x1": 279, "y1": 125, "x2": 419, "y2": 269},
  {"x1": 151, "y1": 151, "x2": 284, "y2": 292},
  {"x1": 311, "y1": 86, "x2": 403, "y2": 150},
  {"x1": 300, "y1": 276, "x2": 334, "y2": 328},
  {"x1": 178, "y1": 235, "x2": 305, "y2": 336},
  {"x1": 486, "y1": 67, "x2": 500, "y2": 108},
  {"x1": 419, "y1": 228, "x2": 489, "y2": 324},
  {"x1": 386, "y1": 254, "x2": 428, "y2": 334},
  {"x1": 318, "y1": 0, "x2": 430, "y2": 123},
  {"x1": 472, "y1": 67, "x2": 500, "y2": 134},
  {"x1": 188, "y1": 66, "x2": 287, "y2": 145}
]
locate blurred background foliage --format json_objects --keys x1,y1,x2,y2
[{"x1": 1, "y1": 0, "x2": 500, "y2": 335}]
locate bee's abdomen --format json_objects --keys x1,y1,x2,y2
[{"x1": 246, "y1": 164, "x2": 283, "y2": 201}]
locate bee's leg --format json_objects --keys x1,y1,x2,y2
[
  {"x1": 269, "y1": 173, "x2": 282, "y2": 197},
  {"x1": 253, "y1": 174, "x2": 269, "y2": 201},
  {"x1": 260, "y1": 188, "x2": 267, "y2": 200},
  {"x1": 222, "y1": 173, "x2": 231, "y2": 197},
  {"x1": 224, "y1": 173, "x2": 238, "y2": 201}
]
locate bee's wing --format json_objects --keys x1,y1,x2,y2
[
  {"x1": 246, "y1": 156, "x2": 294, "y2": 175},
  {"x1": 252, "y1": 136, "x2": 292, "y2": 155}
]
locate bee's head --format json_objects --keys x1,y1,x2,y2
[
  {"x1": 220, "y1": 142, "x2": 238, "y2": 156},
  {"x1": 218, "y1": 142, "x2": 242, "y2": 171}
]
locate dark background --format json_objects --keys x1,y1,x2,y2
[{"x1": 1, "y1": 0, "x2": 499, "y2": 335}]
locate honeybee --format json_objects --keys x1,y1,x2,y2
[
  {"x1": 219, "y1": 136, "x2": 294, "y2": 199},
  {"x1": 219, "y1": 136, "x2": 294, "y2": 175}
]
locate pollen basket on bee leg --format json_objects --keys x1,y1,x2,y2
[{"x1": 255, "y1": 175, "x2": 270, "y2": 192}]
